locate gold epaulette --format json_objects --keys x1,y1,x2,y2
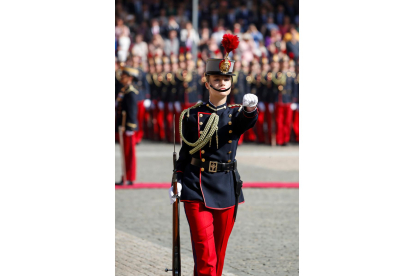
[
  {"x1": 233, "y1": 71, "x2": 239, "y2": 84},
  {"x1": 228, "y1": 104, "x2": 243, "y2": 112},
  {"x1": 261, "y1": 71, "x2": 268, "y2": 84},
  {"x1": 185, "y1": 71, "x2": 193, "y2": 82},
  {"x1": 146, "y1": 74, "x2": 153, "y2": 84},
  {"x1": 181, "y1": 102, "x2": 203, "y2": 118},
  {"x1": 153, "y1": 73, "x2": 162, "y2": 87},
  {"x1": 161, "y1": 72, "x2": 169, "y2": 85},
  {"x1": 167, "y1": 72, "x2": 176, "y2": 85},
  {"x1": 115, "y1": 69, "x2": 122, "y2": 81},
  {"x1": 125, "y1": 85, "x2": 139, "y2": 95},
  {"x1": 176, "y1": 69, "x2": 184, "y2": 81},
  {"x1": 273, "y1": 72, "x2": 287, "y2": 85}
]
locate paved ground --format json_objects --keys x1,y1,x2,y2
[{"x1": 115, "y1": 140, "x2": 299, "y2": 275}]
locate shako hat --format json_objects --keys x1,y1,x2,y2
[
  {"x1": 205, "y1": 34, "x2": 240, "y2": 76},
  {"x1": 122, "y1": 67, "x2": 139, "y2": 78}
]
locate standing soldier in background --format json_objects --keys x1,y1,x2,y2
[
  {"x1": 162, "y1": 56, "x2": 176, "y2": 143},
  {"x1": 254, "y1": 57, "x2": 266, "y2": 144},
  {"x1": 261, "y1": 57, "x2": 273, "y2": 145},
  {"x1": 115, "y1": 58, "x2": 123, "y2": 100},
  {"x1": 197, "y1": 57, "x2": 208, "y2": 104},
  {"x1": 132, "y1": 56, "x2": 150, "y2": 144},
  {"x1": 244, "y1": 60, "x2": 258, "y2": 142},
  {"x1": 146, "y1": 57, "x2": 156, "y2": 140},
  {"x1": 116, "y1": 67, "x2": 139, "y2": 185},
  {"x1": 275, "y1": 56, "x2": 295, "y2": 146},
  {"x1": 171, "y1": 54, "x2": 182, "y2": 144},
  {"x1": 268, "y1": 55, "x2": 282, "y2": 146},
  {"x1": 153, "y1": 56, "x2": 166, "y2": 141},
  {"x1": 292, "y1": 61, "x2": 299, "y2": 142},
  {"x1": 231, "y1": 58, "x2": 247, "y2": 145},
  {"x1": 174, "y1": 52, "x2": 187, "y2": 143},
  {"x1": 184, "y1": 53, "x2": 200, "y2": 108}
]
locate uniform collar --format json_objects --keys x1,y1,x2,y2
[{"x1": 208, "y1": 100, "x2": 227, "y2": 109}]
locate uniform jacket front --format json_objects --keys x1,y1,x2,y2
[
  {"x1": 176, "y1": 101, "x2": 258, "y2": 209},
  {"x1": 116, "y1": 84, "x2": 138, "y2": 132}
]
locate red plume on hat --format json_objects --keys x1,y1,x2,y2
[
  {"x1": 221, "y1": 34, "x2": 239, "y2": 55},
  {"x1": 218, "y1": 34, "x2": 239, "y2": 74}
]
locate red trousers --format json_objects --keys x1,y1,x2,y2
[
  {"x1": 151, "y1": 100, "x2": 160, "y2": 141},
  {"x1": 256, "y1": 106, "x2": 265, "y2": 143},
  {"x1": 165, "y1": 103, "x2": 174, "y2": 143},
  {"x1": 156, "y1": 102, "x2": 166, "y2": 141},
  {"x1": 115, "y1": 132, "x2": 136, "y2": 182},
  {"x1": 275, "y1": 103, "x2": 293, "y2": 145},
  {"x1": 292, "y1": 109, "x2": 299, "y2": 142},
  {"x1": 184, "y1": 202, "x2": 235, "y2": 276},
  {"x1": 264, "y1": 103, "x2": 274, "y2": 145}
]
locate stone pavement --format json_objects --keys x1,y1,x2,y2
[{"x1": 115, "y1": 140, "x2": 299, "y2": 275}]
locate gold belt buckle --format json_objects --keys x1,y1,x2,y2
[{"x1": 209, "y1": 161, "x2": 218, "y2": 173}]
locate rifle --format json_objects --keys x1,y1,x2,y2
[
  {"x1": 165, "y1": 115, "x2": 181, "y2": 275},
  {"x1": 118, "y1": 111, "x2": 127, "y2": 185}
]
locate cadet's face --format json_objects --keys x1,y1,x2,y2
[
  {"x1": 120, "y1": 73, "x2": 132, "y2": 85},
  {"x1": 206, "y1": 75, "x2": 232, "y2": 96}
]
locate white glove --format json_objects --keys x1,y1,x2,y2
[
  {"x1": 169, "y1": 182, "x2": 182, "y2": 204},
  {"x1": 242, "y1": 93, "x2": 258, "y2": 108},
  {"x1": 158, "y1": 101, "x2": 164, "y2": 109},
  {"x1": 291, "y1": 103, "x2": 298, "y2": 110},
  {"x1": 125, "y1": 130, "x2": 135, "y2": 136},
  {"x1": 174, "y1": 101, "x2": 181, "y2": 112},
  {"x1": 143, "y1": 99, "x2": 151, "y2": 108},
  {"x1": 258, "y1": 101, "x2": 265, "y2": 111}
]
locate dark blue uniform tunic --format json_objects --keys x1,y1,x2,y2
[{"x1": 177, "y1": 102, "x2": 258, "y2": 209}]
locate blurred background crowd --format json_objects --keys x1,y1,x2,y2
[{"x1": 115, "y1": 0, "x2": 299, "y2": 147}]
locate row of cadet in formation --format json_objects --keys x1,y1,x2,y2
[{"x1": 115, "y1": 52, "x2": 299, "y2": 148}]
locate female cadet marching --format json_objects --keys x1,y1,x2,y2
[{"x1": 168, "y1": 34, "x2": 259, "y2": 276}]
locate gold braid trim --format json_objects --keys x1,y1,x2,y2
[
  {"x1": 179, "y1": 102, "x2": 220, "y2": 155},
  {"x1": 229, "y1": 104, "x2": 243, "y2": 112}
]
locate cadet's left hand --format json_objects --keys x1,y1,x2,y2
[
  {"x1": 242, "y1": 93, "x2": 258, "y2": 108},
  {"x1": 125, "y1": 130, "x2": 134, "y2": 136}
]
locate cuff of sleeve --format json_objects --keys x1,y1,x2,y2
[
  {"x1": 242, "y1": 106, "x2": 258, "y2": 118},
  {"x1": 244, "y1": 106, "x2": 257, "y2": 113}
]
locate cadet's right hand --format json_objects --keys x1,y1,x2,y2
[{"x1": 168, "y1": 182, "x2": 182, "y2": 204}]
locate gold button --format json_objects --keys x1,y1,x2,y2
[
  {"x1": 201, "y1": 150, "x2": 205, "y2": 154},
  {"x1": 228, "y1": 151, "x2": 232, "y2": 154},
  {"x1": 199, "y1": 114, "x2": 203, "y2": 117},
  {"x1": 224, "y1": 106, "x2": 226, "y2": 109},
  {"x1": 229, "y1": 130, "x2": 233, "y2": 133},
  {"x1": 206, "y1": 104, "x2": 209, "y2": 107},
  {"x1": 228, "y1": 121, "x2": 232, "y2": 125},
  {"x1": 229, "y1": 114, "x2": 232, "y2": 117},
  {"x1": 202, "y1": 158, "x2": 205, "y2": 162},
  {"x1": 228, "y1": 140, "x2": 232, "y2": 143},
  {"x1": 201, "y1": 168, "x2": 204, "y2": 171},
  {"x1": 199, "y1": 122, "x2": 203, "y2": 125},
  {"x1": 228, "y1": 160, "x2": 231, "y2": 163}
]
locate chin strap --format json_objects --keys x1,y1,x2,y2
[{"x1": 206, "y1": 77, "x2": 233, "y2": 92}]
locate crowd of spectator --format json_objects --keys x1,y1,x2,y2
[{"x1": 115, "y1": 0, "x2": 299, "y2": 69}]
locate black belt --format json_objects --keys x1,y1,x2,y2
[
  {"x1": 190, "y1": 157, "x2": 237, "y2": 173},
  {"x1": 191, "y1": 157, "x2": 243, "y2": 222}
]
